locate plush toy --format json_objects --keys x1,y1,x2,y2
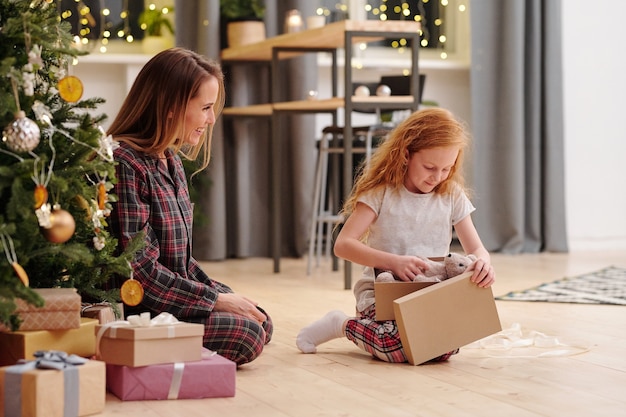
[{"x1": 375, "y1": 253, "x2": 477, "y2": 283}]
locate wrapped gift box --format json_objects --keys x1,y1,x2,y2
[
  {"x1": 0, "y1": 288, "x2": 81, "y2": 332},
  {"x1": 0, "y1": 318, "x2": 98, "y2": 367},
  {"x1": 0, "y1": 355, "x2": 105, "y2": 417},
  {"x1": 81, "y1": 302, "x2": 123, "y2": 325},
  {"x1": 392, "y1": 271, "x2": 502, "y2": 365},
  {"x1": 106, "y1": 348, "x2": 236, "y2": 401},
  {"x1": 95, "y1": 316, "x2": 204, "y2": 367}
]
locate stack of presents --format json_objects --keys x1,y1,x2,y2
[{"x1": 0, "y1": 288, "x2": 236, "y2": 416}]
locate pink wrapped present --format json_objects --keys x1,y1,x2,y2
[{"x1": 106, "y1": 348, "x2": 236, "y2": 401}]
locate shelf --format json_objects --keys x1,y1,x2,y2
[
  {"x1": 222, "y1": 103, "x2": 272, "y2": 117},
  {"x1": 222, "y1": 20, "x2": 420, "y2": 286},
  {"x1": 221, "y1": 20, "x2": 421, "y2": 62},
  {"x1": 222, "y1": 96, "x2": 416, "y2": 116}
]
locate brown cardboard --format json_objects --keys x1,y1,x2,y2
[
  {"x1": 374, "y1": 256, "x2": 446, "y2": 321},
  {"x1": 95, "y1": 322, "x2": 204, "y2": 367},
  {"x1": 0, "y1": 318, "x2": 98, "y2": 366},
  {"x1": 375, "y1": 281, "x2": 435, "y2": 321},
  {"x1": 392, "y1": 271, "x2": 501, "y2": 365}
]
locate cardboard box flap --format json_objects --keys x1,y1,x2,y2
[
  {"x1": 375, "y1": 281, "x2": 436, "y2": 321},
  {"x1": 96, "y1": 321, "x2": 204, "y2": 341},
  {"x1": 393, "y1": 271, "x2": 501, "y2": 365}
]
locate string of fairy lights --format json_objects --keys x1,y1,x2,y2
[
  {"x1": 316, "y1": 0, "x2": 466, "y2": 60},
  {"x1": 57, "y1": 0, "x2": 463, "y2": 59},
  {"x1": 58, "y1": 1, "x2": 171, "y2": 54}
]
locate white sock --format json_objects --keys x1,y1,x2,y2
[{"x1": 296, "y1": 310, "x2": 348, "y2": 353}]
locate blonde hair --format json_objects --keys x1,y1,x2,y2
[
  {"x1": 342, "y1": 107, "x2": 470, "y2": 217},
  {"x1": 107, "y1": 47, "x2": 225, "y2": 173}
]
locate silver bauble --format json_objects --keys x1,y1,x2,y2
[
  {"x1": 376, "y1": 84, "x2": 392, "y2": 97},
  {"x1": 2, "y1": 111, "x2": 41, "y2": 153},
  {"x1": 354, "y1": 85, "x2": 371, "y2": 97}
]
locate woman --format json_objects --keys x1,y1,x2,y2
[{"x1": 107, "y1": 48, "x2": 272, "y2": 366}]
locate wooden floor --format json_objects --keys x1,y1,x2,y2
[{"x1": 101, "y1": 250, "x2": 626, "y2": 417}]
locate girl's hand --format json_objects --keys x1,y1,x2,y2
[
  {"x1": 467, "y1": 258, "x2": 495, "y2": 288},
  {"x1": 389, "y1": 255, "x2": 431, "y2": 282}
]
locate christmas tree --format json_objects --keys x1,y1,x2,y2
[{"x1": 0, "y1": 0, "x2": 142, "y2": 330}]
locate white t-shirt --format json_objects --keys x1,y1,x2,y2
[{"x1": 353, "y1": 183, "x2": 475, "y2": 312}]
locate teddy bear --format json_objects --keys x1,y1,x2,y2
[{"x1": 375, "y1": 253, "x2": 477, "y2": 283}]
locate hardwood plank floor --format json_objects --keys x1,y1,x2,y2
[{"x1": 100, "y1": 250, "x2": 626, "y2": 417}]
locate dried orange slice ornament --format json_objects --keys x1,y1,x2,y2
[
  {"x1": 12, "y1": 262, "x2": 29, "y2": 287},
  {"x1": 34, "y1": 184, "x2": 48, "y2": 209},
  {"x1": 120, "y1": 277, "x2": 144, "y2": 306},
  {"x1": 58, "y1": 75, "x2": 84, "y2": 102}
]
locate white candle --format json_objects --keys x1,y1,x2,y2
[{"x1": 285, "y1": 10, "x2": 303, "y2": 33}]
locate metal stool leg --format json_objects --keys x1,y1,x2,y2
[{"x1": 307, "y1": 133, "x2": 330, "y2": 275}]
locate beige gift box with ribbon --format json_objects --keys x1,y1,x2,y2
[
  {"x1": 0, "y1": 351, "x2": 105, "y2": 417},
  {"x1": 95, "y1": 312, "x2": 204, "y2": 367}
]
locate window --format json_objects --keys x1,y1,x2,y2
[
  {"x1": 58, "y1": 0, "x2": 144, "y2": 48},
  {"x1": 317, "y1": 0, "x2": 470, "y2": 63}
]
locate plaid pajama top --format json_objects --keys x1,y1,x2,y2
[{"x1": 110, "y1": 142, "x2": 232, "y2": 318}]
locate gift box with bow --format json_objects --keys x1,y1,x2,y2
[
  {"x1": 106, "y1": 348, "x2": 236, "y2": 401},
  {"x1": 95, "y1": 312, "x2": 204, "y2": 367},
  {"x1": 0, "y1": 350, "x2": 105, "y2": 417}
]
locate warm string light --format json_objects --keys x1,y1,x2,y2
[
  {"x1": 58, "y1": 0, "x2": 133, "y2": 53},
  {"x1": 360, "y1": 0, "x2": 465, "y2": 60}
]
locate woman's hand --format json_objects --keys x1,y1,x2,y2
[
  {"x1": 215, "y1": 293, "x2": 266, "y2": 323},
  {"x1": 467, "y1": 258, "x2": 495, "y2": 288}
]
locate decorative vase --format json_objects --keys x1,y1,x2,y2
[
  {"x1": 142, "y1": 36, "x2": 173, "y2": 55},
  {"x1": 226, "y1": 21, "x2": 266, "y2": 48}
]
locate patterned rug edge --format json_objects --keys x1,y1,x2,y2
[{"x1": 495, "y1": 265, "x2": 626, "y2": 305}]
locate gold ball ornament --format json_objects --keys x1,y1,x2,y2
[
  {"x1": 2, "y1": 111, "x2": 41, "y2": 153},
  {"x1": 41, "y1": 208, "x2": 76, "y2": 243}
]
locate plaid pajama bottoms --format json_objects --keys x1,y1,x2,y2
[
  {"x1": 200, "y1": 306, "x2": 273, "y2": 366},
  {"x1": 344, "y1": 305, "x2": 457, "y2": 363}
]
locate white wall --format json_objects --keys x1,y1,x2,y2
[{"x1": 562, "y1": 1, "x2": 626, "y2": 250}]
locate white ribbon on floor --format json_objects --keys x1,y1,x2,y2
[{"x1": 464, "y1": 323, "x2": 589, "y2": 358}]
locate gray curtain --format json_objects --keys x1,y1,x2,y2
[
  {"x1": 176, "y1": 0, "x2": 319, "y2": 260},
  {"x1": 469, "y1": 0, "x2": 567, "y2": 253}
]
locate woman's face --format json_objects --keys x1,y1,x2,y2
[
  {"x1": 183, "y1": 76, "x2": 219, "y2": 146},
  {"x1": 404, "y1": 146, "x2": 459, "y2": 194}
]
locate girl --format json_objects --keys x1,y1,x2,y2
[
  {"x1": 297, "y1": 107, "x2": 495, "y2": 363},
  {"x1": 107, "y1": 48, "x2": 272, "y2": 366}
]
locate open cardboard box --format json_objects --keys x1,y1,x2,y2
[{"x1": 375, "y1": 271, "x2": 502, "y2": 365}]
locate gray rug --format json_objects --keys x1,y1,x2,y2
[{"x1": 496, "y1": 266, "x2": 626, "y2": 305}]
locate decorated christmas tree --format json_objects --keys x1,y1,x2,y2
[{"x1": 0, "y1": 0, "x2": 142, "y2": 330}]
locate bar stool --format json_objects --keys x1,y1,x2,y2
[
  {"x1": 306, "y1": 124, "x2": 391, "y2": 275},
  {"x1": 306, "y1": 74, "x2": 426, "y2": 275}
]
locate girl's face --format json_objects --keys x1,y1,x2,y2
[
  {"x1": 183, "y1": 76, "x2": 219, "y2": 146},
  {"x1": 404, "y1": 146, "x2": 459, "y2": 194}
]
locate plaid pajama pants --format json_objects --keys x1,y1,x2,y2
[
  {"x1": 199, "y1": 306, "x2": 273, "y2": 366},
  {"x1": 345, "y1": 305, "x2": 457, "y2": 363}
]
